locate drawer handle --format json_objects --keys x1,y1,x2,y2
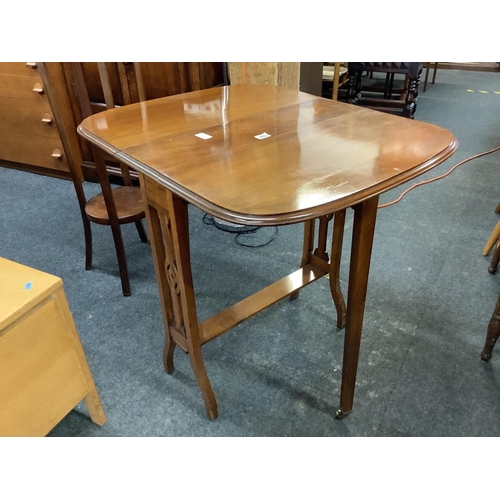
[
  {"x1": 26, "y1": 62, "x2": 38, "y2": 69},
  {"x1": 41, "y1": 114, "x2": 53, "y2": 124},
  {"x1": 51, "y1": 149, "x2": 62, "y2": 159},
  {"x1": 33, "y1": 83, "x2": 44, "y2": 94}
]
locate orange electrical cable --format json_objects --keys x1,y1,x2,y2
[{"x1": 378, "y1": 146, "x2": 500, "y2": 209}]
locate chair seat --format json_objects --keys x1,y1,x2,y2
[{"x1": 85, "y1": 186, "x2": 145, "y2": 225}]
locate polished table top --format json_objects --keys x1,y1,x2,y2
[{"x1": 79, "y1": 84, "x2": 458, "y2": 225}]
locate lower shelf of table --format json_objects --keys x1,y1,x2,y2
[{"x1": 199, "y1": 263, "x2": 327, "y2": 345}]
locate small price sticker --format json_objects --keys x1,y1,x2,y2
[
  {"x1": 254, "y1": 132, "x2": 271, "y2": 140},
  {"x1": 195, "y1": 133, "x2": 213, "y2": 140}
]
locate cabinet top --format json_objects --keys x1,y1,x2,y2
[{"x1": 0, "y1": 257, "x2": 61, "y2": 332}]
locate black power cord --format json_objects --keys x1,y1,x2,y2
[{"x1": 202, "y1": 213, "x2": 278, "y2": 248}]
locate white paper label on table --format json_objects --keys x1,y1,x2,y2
[
  {"x1": 254, "y1": 132, "x2": 271, "y2": 140},
  {"x1": 195, "y1": 133, "x2": 213, "y2": 140}
]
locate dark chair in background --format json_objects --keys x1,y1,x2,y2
[
  {"x1": 345, "y1": 62, "x2": 424, "y2": 118},
  {"x1": 70, "y1": 62, "x2": 148, "y2": 297}
]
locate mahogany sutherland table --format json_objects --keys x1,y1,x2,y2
[{"x1": 78, "y1": 84, "x2": 458, "y2": 420}]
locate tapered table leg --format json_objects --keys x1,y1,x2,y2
[
  {"x1": 336, "y1": 196, "x2": 379, "y2": 419},
  {"x1": 168, "y1": 192, "x2": 218, "y2": 420},
  {"x1": 330, "y1": 209, "x2": 346, "y2": 329}
]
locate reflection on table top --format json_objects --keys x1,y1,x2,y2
[{"x1": 78, "y1": 84, "x2": 458, "y2": 225}]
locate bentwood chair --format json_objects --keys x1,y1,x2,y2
[{"x1": 70, "y1": 62, "x2": 148, "y2": 296}]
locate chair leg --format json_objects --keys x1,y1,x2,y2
[
  {"x1": 84, "y1": 217, "x2": 93, "y2": 270},
  {"x1": 423, "y1": 63, "x2": 430, "y2": 92},
  {"x1": 482, "y1": 220, "x2": 500, "y2": 256},
  {"x1": 110, "y1": 221, "x2": 131, "y2": 296},
  {"x1": 481, "y1": 295, "x2": 500, "y2": 361},
  {"x1": 332, "y1": 62, "x2": 341, "y2": 101},
  {"x1": 135, "y1": 220, "x2": 148, "y2": 243},
  {"x1": 432, "y1": 62, "x2": 438, "y2": 84},
  {"x1": 71, "y1": 178, "x2": 93, "y2": 270},
  {"x1": 495, "y1": 202, "x2": 500, "y2": 214},
  {"x1": 488, "y1": 241, "x2": 500, "y2": 274}
]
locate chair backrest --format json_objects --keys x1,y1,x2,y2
[{"x1": 70, "y1": 62, "x2": 144, "y2": 187}]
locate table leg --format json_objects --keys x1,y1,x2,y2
[
  {"x1": 313, "y1": 212, "x2": 347, "y2": 329},
  {"x1": 142, "y1": 198, "x2": 177, "y2": 374},
  {"x1": 483, "y1": 220, "x2": 500, "y2": 256},
  {"x1": 290, "y1": 219, "x2": 315, "y2": 301},
  {"x1": 330, "y1": 209, "x2": 346, "y2": 329},
  {"x1": 290, "y1": 213, "x2": 347, "y2": 329},
  {"x1": 336, "y1": 196, "x2": 379, "y2": 419},
  {"x1": 140, "y1": 176, "x2": 218, "y2": 420},
  {"x1": 481, "y1": 295, "x2": 500, "y2": 361}
]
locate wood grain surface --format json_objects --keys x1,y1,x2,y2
[{"x1": 79, "y1": 84, "x2": 458, "y2": 225}]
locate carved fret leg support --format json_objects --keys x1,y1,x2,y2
[
  {"x1": 291, "y1": 213, "x2": 347, "y2": 329},
  {"x1": 336, "y1": 196, "x2": 378, "y2": 419},
  {"x1": 481, "y1": 295, "x2": 500, "y2": 361},
  {"x1": 156, "y1": 211, "x2": 180, "y2": 373},
  {"x1": 138, "y1": 181, "x2": 176, "y2": 373},
  {"x1": 139, "y1": 174, "x2": 218, "y2": 420}
]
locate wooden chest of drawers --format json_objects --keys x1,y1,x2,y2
[
  {"x1": 0, "y1": 62, "x2": 224, "y2": 182},
  {"x1": 0, "y1": 62, "x2": 78, "y2": 178}
]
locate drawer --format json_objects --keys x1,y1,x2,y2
[
  {"x1": 0, "y1": 129, "x2": 70, "y2": 172},
  {"x1": 0, "y1": 97, "x2": 60, "y2": 138},
  {"x1": 0, "y1": 62, "x2": 40, "y2": 77},
  {"x1": 0, "y1": 73, "x2": 48, "y2": 102}
]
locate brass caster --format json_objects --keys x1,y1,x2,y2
[{"x1": 335, "y1": 409, "x2": 352, "y2": 420}]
